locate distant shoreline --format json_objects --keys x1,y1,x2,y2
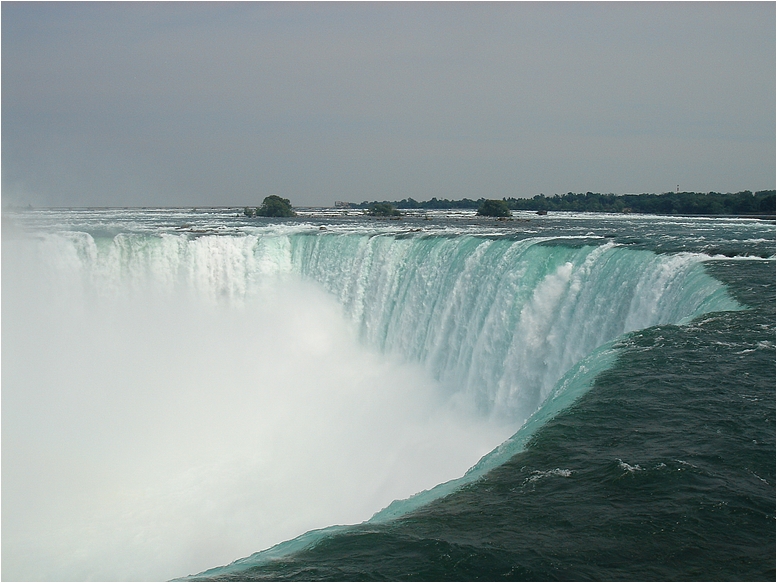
[
  {"x1": 346, "y1": 190, "x2": 775, "y2": 218},
  {"x1": 4, "y1": 189, "x2": 775, "y2": 220}
]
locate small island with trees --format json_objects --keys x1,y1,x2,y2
[
  {"x1": 366, "y1": 202, "x2": 402, "y2": 217},
  {"x1": 477, "y1": 199, "x2": 512, "y2": 217},
  {"x1": 245, "y1": 195, "x2": 296, "y2": 218}
]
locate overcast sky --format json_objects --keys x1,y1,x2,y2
[{"x1": 2, "y1": 2, "x2": 774, "y2": 208}]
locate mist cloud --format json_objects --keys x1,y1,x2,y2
[{"x1": 2, "y1": 234, "x2": 513, "y2": 580}]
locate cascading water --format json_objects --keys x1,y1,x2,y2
[
  {"x1": 290, "y1": 233, "x2": 735, "y2": 421},
  {"x1": 29, "y1": 229, "x2": 736, "y2": 420},
  {"x1": 2, "y1": 221, "x2": 741, "y2": 582}
]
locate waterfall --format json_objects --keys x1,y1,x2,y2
[{"x1": 2, "y1": 228, "x2": 739, "y2": 581}]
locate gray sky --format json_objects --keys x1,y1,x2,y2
[{"x1": 2, "y1": 1, "x2": 774, "y2": 208}]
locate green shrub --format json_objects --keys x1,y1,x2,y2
[
  {"x1": 367, "y1": 202, "x2": 401, "y2": 217},
  {"x1": 477, "y1": 199, "x2": 512, "y2": 217},
  {"x1": 256, "y1": 195, "x2": 295, "y2": 217}
]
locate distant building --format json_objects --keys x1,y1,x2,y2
[{"x1": 334, "y1": 201, "x2": 351, "y2": 208}]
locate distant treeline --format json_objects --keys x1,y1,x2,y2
[{"x1": 353, "y1": 190, "x2": 776, "y2": 216}]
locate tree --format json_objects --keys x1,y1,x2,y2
[
  {"x1": 256, "y1": 195, "x2": 295, "y2": 217},
  {"x1": 477, "y1": 199, "x2": 512, "y2": 217},
  {"x1": 366, "y1": 202, "x2": 401, "y2": 217}
]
